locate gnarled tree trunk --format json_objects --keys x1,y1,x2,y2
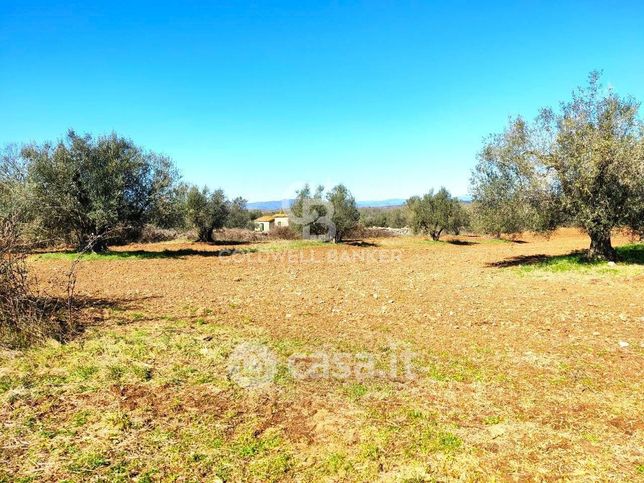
[
  {"x1": 587, "y1": 230, "x2": 617, "y2": 261},
  {"x1": 430, "y1": 228, "x2": 443, "y2": 241}
]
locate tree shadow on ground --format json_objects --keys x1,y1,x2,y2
[
  {"x1": 111, "y1": 248, "x2": 257, "y2": 259},
  {"x1": 1, "y1": 294, "x2": 159, "y2": 348},
  {"x1": 70, "y1": 294, "x2": 168, "y2": 334},
  {"x1": 42, "y1": 247, "x2": 258, "y2": 260},
  {"x1": 344, "y1": 240, "x2": 380, "y2": 247},
  {"x1": 446, "y1": 240, "x2": 479, "y2": 246},
  {"x1": 208, "y1": 240, "x2": 255, "y2": 246},
  {"x1": 487, "y1": 244, "x2": 644, "y2": 268},
  {"x1": 487, "y1": 253, "x2": 552, "y2": 268}
]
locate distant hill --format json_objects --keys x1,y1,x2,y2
[
  {"x1": 248, "y1": 196, "x2": 469, "y2": 211},
  {"x1": 247, "y1": 198, "x2": 406, "y2": 211},
  {"x1": 247, "y1": 199, "x2": 294, "y2": 211},
  {"x1": 356, "y1": 199, "x2": 406, "y2": 208}
]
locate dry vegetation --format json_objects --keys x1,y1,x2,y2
[{"x1": 1, "y1": 229, "x2": 642, "y2": 481}]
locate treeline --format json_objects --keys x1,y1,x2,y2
[
  {"x1": 4, "y1": 70, "x2": 640, "y2": 260},
  {"x1": 1, "y1": 126, "x2": 478, "y2": 254},
  {"x1": 0, "y1": 131, "x2": 265, "y2": 251}
]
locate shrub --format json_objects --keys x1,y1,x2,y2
[
  {"x1": 212, "y1": 228, "x2": 269, "y2": 243},
  {"x1": 136, "y1": 224, "x2": 181, "y2": 243},
  {"x1": 0, "y1": 216, "x2": 77, "y2": 348},
  {"x1": 268, "y1": 226, "x2": 300, "y2": 240},
  {"x1": 345, "y1": 225, "x2": 397, "y2": 239}
]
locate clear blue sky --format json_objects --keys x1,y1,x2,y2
[{"x1": 2, "y1": 1, "x2": 643, "y2": 201}]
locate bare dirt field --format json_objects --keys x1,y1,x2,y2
[{"x1": 1, "y1": 229, "x2": 642, "y2": 481}]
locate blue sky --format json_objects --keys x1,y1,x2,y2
[{"x1": 2, "y1": 1, "x2": 643, "y2": 201}]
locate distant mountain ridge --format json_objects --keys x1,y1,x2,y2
[
  {"x1": 247, "y1": 198, "x2": 407, "y2": 211},
  {"x1": 247, "y1": 196, "x2": 470, "y2": 211}
]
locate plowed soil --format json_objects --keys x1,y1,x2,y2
[{"x1": 2, "y1": 228, "x2": 642, "y2": 481}]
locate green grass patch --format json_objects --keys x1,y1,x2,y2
[
  {"x1": 518, "y1": 243, "x2": 643, "y2": 274},
  {"x1": 344, "y1": 382, "x2": 369, "y2": 401},
  {"x1": 257, "y1": 240, "x2": 328, "y2": 252}
]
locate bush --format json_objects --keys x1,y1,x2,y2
[
  {"x1": 345, "y1": 225, "x2": 398, "y2": 239},
  {"x1": 268, "y1": 226, "x2": 300, "y2": 240},
  {"x1": 136, "y1": 224, "x2": 181, "y2": 243},
  {"x1": 0, "y1": 216, "x2": 77, "y2": 348},
  {"x1": 211, "y1": 228, "x2": 268, "y2": 243}
]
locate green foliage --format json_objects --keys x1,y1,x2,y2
[
  {"x1": 471, "y1": 72, "x2": 644, "y2": 259},
  {"x1": 289, "y1": 183, "x2": 360, "y2": 241},
  {"x1": 225, "y1": 197, "x2": 253, "y2": 229},
  {"x1": 407, "y1": 188, "x2": 467, "y2": 240},
  {"x1": 0, "y1": 145, "x2": 32, "y2": 220},
  {"x1": 290, "y1": 184, "x2": 329, "y2": 237},
  {"x1": 360, "y1": 206, "x2": 409, "y2": 228},
  {"x1": 148, "y1": 182, "x2": 189, "y2": 230},
  {"x1": 327, "y1": 184, "x2": 360, "y2": 242},
  {"x1": 21, "y1": 130, "x2": 179, "y2": 251},
  {"x1": 185, "y1": 186, "x2": 229, "y2": 242}
]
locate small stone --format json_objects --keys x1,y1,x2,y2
[
  {"x1": 618, "y1": 340, "x2": 629, "y2": 348},
  {"x1": 592, "y1": 331, "x2": 600, "y2": 336},
  {"x1": 607, "y1": 261, "x2": 616, "y2": 267}
]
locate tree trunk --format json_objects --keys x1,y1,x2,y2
[
  {"x1": 77, "y1": 234, "x2": 108, "y2": 253},
  {"x1": 198, "y1": 227, "x2": 214, "y2": 243},
  {"x1": 91, "y1": 239, "x2": 109, "y2": 253},
  {"x1": 588, "y1": 230, "x2": 617, "y2": 261}
]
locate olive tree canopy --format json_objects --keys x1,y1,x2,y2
[
  {"x1": 407, "y1": 187, "x2": 467, "y2": 241},
  {"x1": 471, "y1": 72, "x2": 644, "y2": 260},
  {"x1": 185, "y1": 186, "x2": 229, "y2": 242},
  {"x1": 326, "y1": 184, "x2": 360, "y2": 242},
  {"x1": 23, "y1": 131, "x2": 179, "y2": 251}
]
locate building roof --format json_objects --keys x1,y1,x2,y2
[{"x1": 255, "y1": 212, "x2": 289, "y2": 222}]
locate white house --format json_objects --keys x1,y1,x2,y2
[{"x1": 254, "y1": 212, "x2": 289, "y2": 232}]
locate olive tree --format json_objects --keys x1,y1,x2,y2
[
  {"x1": 471, "y1": 72, "x2": 644, "y2": 259},
  {"x1": 327, "y1": 184, "x2": 360, "y2": 242},
  {"x1": 23, "y1": 131, "x2": 178, "y2": 252},
  {"x1": 290, "y1": 184, "x2": 330, "y2": 237},
  {"x1": 225, "y1": 197, "x2": 252, "y2": 229},
  {"x1": 407, "y1": 187, "x2": 466, "y2": 240},
  {"x1": 185, "y1": 186, "x2": 229, "y2": 242}
]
